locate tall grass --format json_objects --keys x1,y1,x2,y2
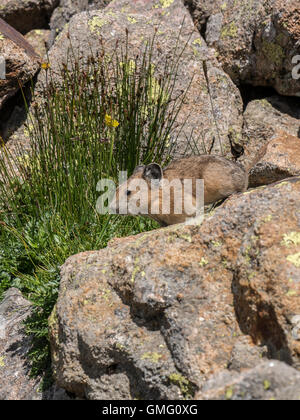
[{"x1": 0, "y1": 32, "x2": 191, "y2": 386}]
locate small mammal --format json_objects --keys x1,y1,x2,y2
[{"x1": 110, "y1": 155, "x2": 248, "y2": 226}]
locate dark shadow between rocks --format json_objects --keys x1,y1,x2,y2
[{"x1": 0, "y1": 74, "x2": 39, "y2": 142}]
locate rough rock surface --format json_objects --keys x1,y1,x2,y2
[
  {"x1": 241, "y1": 95, "x2": 300, "y2": 170},
  {"x1": 40, "y1": 0, "x2": 244, "y2": 157},
  {"x1": 25, "y1": 29, "x2": 51, "y2": 59},
  {"x1": 0, "y1": 0, "x2": 59, "y2": 35},
  {"x1": 49, "y1": 0, "x2": 112, "y2": 47},
  {"x1": 0, "y1": 288, "x2": 42, "y2": 400},
  {"x1": 0, "y1": 18, "x2": 41, "y2": 110},
  {"x1": 0, "y1": 288, "x2": 72, "y2": 400},
  {"x1": 249, "y1": 132, "x2": 300, "y2": 187},
  {"x1": 196, "y1": 360, "x2": 300, "y2": 400},
  {"x1": 50, "y1": 176, "x2": 300, "y2": 399},
  {"x1": 184, "y1": 0, "x2": 300, "y2": 96}
]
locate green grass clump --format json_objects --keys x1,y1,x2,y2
[{"x1": 0, "y1": 31, "x2": 191, "y2": 387}]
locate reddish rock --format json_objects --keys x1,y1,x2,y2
[
  {"x1": 0, "y1": 18, "x2": 41, "y2": 109},
  {"x1": 50, "y1": 176, "x2": 300, "y2": 399},
  {"x1": 249, "y1": 132, "x2": 300, "y2": 187}
]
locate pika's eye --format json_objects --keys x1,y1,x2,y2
[{"x1": 126, "y1": 190, "x2": 132, "y2": 196}]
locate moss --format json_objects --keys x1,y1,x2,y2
[
  {"x1": 169, "y1": 373, "x2": 194, "y2": 398},
  {"x1": 221, "y1": 22, "x2": 238, "y2": 39},
  {"x1": 212, "y1": 240, "x2": 222, "y2": 248},
  {"x1": 141, "y1": 352, "x2": 163, "y2": 363},
  {"x1": 282, "y1": 232, "x2": 300, "y2": 247},
  {"x1": 286, "y1": 252, "x2": 300, "y2": 268},
  {"x1": 261, "y1": 40, "x2": 284, "y2": 66}
]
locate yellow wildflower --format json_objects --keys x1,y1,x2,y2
[
  {"x1": 41, "y1": 62, "x2": 51, "y2": 70},
  {"x1": 105, "y1": 114, "x2": 119, "y2": 128}
]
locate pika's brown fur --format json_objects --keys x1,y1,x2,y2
[{"x1": 110, "y1": 155, "x2": 248, "y2": 226}]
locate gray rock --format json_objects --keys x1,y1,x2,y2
[
  {"x1": 240, "y1": 95, "x2": 300, "y2": 171},
  {"x1": 196, "y1": 361, "x2": 300, "y2": 400},
  {"x1": 184, "y1": 0, "x2": 300, "y2": 96},
  {"x1": 48, "y1": 0, "x2": 112, "y2": 47},
  {"x1": 0, "y1": 288, "x2": 41, "y2": 400}
]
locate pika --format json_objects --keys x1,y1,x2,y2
[{"x1": 110, "y1": 155, "x2": 248, "y2": 226}]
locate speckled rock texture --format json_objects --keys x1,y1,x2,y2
[
  {"x1": 0, "y1": 18, "x2": 41, "y2": 110},
  {"x1": 241, "y1": 95, "x2": 300, "y2": 170},
  {"x1": 50, "y1": 176, "x2": 300, "y2": 399},
  {"x1": 24, "y1": 29, "x2": 50, "y2": 59},
  {"x1": 0, "y1": 288, "x2": 74, "y2": 400},
  {"x1": 0, "y1": 0, "x2": 59, "y2": 35},
  {"x1": 184, "y1": 0, "x2": 300, "y2": 96},
  {"x1": 40, "y1": 0, "x2": 244, "y2": 157},
  {"x1": 48, "y1": 0, "x2": 112, "y2": 47},
  {"x1": 196, "y1": 360, "x2": 300, "y2": 400},
  {"x1": 249, "y1": 132, "x2": 300, "y2": 187}
]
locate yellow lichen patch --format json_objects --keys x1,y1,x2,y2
[
  {"x1": 221, "y1": 22, "x2": 238, "y2": 39},
  {"x1": 141, "y1": 352, "x2": 163, "y2": 363},
  {"x1": 199, "y1": 257, "x2": 209, "y2": 267},
  {"x1": 221, "y1": 2, "x2": 227, "y2": 10},
  {"x1": 282, "y1": 232, "x2": 300, "y2": 247},
  {"x1": 287, "y1": 252, "x2": 300, "y2": 268},
  {"x1": 261, "y1": 214, "x2": 273, "y2": 223},
  {"x1": 127, "y1": 16, "x2": 137, "y2": 24},
  {"x1": 159, "y1": 0, "x2": 174, "y2": 8},
  {"x1": 193, "y1": 38, "x2": 202, "y2": 47},
  {"x1": 88, "y1": 16, "x2": 108, "y2": 34},
  {"x1": 262, "y1": 40, "x2": 284, "y2": 66},
  {"x1": 0, "y1": 356, "x2": 5, "y2": 367},
  {"x1": 169, "y1": 373, "x2": 193, "y2": 397}
]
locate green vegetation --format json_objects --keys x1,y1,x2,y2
[{"x1": 0, "y1": 32, "x2": 191, "y2": 387}]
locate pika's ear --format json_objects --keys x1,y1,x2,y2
[
  {"x1": 133, "y1": 165, "x2": 145, "y2": 174},
  {"x1": 143, "y1": 163, "x2": 163, "y2": 182}
]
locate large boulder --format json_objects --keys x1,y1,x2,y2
[
  {"x1": 0, "y1": 18, "x2": 41, "y2": 110},
  {"x1": 48, "y1": 0, "x2": 112, "y2": 47},
  {"x1": 0, "y1": 0, "x2": 59, "y2": 35},
  {"x1": 249, "y1": 132, "x2": 300, "y2": 187},
  {"x1": 50, "y1": 176, "x2": 300, "y2": 399},
  {"x1": 40, "y1": 0, "x2": 244, "y2": 157},
  {"x1": 196, "y1": 360, "x2": 300, "y2": 400},
  {"x1": 184, "y1": 0, "x2": 300, "y2": 96},
  {"x1": 241, "y1": 95, "x2": 300, "y2": 170}
]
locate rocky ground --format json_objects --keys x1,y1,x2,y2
[{"x1": 0, "y1": 0, "x2": 299, "y2": 400}]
